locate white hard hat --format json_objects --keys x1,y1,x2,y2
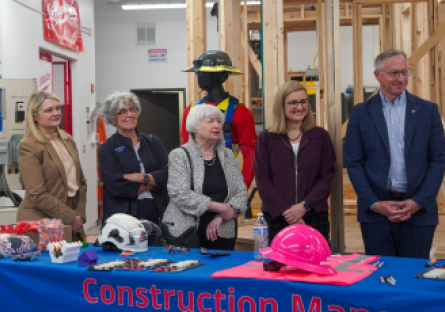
[{"x1": 98, "y1": 213, "x2": 160, "y2": 253}]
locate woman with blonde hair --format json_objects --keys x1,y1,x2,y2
[
  {"x1": 254, "y1": 81, "x2": 335, "y2": 243},
  {"x1": 17, "y1": 91, "x2": 87, "y2": 240}
]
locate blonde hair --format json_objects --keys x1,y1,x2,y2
[
  {"x1": 269, "y1": 81, "x2": 315, "y2": 134},
  {"x1": 25, "y1": 91, "x2": 68, "y2": 143}
]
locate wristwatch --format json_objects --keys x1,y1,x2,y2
[
  {"x1": 302, "y1": 201, "x2": 312, "y2": 211},
  {"x1": 143, "y1": 174, "x2": 150, "y2": 185}
]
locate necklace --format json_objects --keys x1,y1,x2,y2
[
  {"x1": 288, "y1": 132, "x2": 302, "y2": 141},
  {"x1": 204, "y1": 155, "x2": 217, "y2": 167}
]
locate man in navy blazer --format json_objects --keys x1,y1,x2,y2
[{"x1": 345, "y1": 48, "x2": 445, "y2": 259}]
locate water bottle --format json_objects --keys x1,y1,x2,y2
[{"x1": 253, "y1": 213, "x2": 268, "y2": 259}]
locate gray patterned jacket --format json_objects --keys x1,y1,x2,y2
[{"x1": 162, "y1": 137, "x2": 248, "y2": 239}]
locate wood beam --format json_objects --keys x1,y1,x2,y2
[
  {"x1": 186, "y1": 0, "x2": 206, "y2": 104},
  {"x1": 392, "y1": 4, "x2": 403, "y2": 50},
  {"x1": 411, "y1": 3, "x2": 418, "y2": 95},
  {"x1": 326, "y1": 0, "x2": 345, "y2": 255},
  {"x1": 408, "y1": 11, "x2": 445, "y2": 73},
  {"x1": 379, "y1": 15, "x2": 386, "y2": 52},
  {"x1": 248, "y1": 45, "x2": 262, "y2": 79},
  {"x1": 243, "y1": 1, "x2": 251, "y2": 110},
  {"x1": 317, "y1": 0, "x2": 327, "y2": 129},
  {"x1": 277, "y1": 0, "x2": 286, "y2": 87},
  {"x1": 186, "y1": 0, "x2": 191, "y2": 105},
  {"x1": 439, "y1": 2, "x2": 445, "y2": 117},
  {"x1": 219, "y1": 0, "x2": 234, "y2": 95},
  {"x1": 232, "y1": 0, "x2": 241, "y2": 100},
  {"x1": 262, "y1": 0, "x2": 279, "y2": 128},
  {"x1": 357, "y1": 0, "x2": 427, "y2": 4},
  {"x1": 352, "y1": 1, "x2": 364, "y2": 104},
  {"x1": 428, "y1": 0, "x2": 438, "y2": 103}
]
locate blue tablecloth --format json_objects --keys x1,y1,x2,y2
[{"x1": 0, "y1": 246, "x2": 444, "y2": 312}]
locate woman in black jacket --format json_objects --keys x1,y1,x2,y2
[{"x1": 99, "y1": 92, "x2": 168, "y2": 226}]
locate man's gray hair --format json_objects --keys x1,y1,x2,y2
[
  {"x1": 102, "y1": 91, "x2": 142, "y2": 126},
  {"x1": 186, "y1": 104, "x2": 223, "y2": 133},
  {"x1": 374, "y1": 48, "x2": 408, "y2": 70}
]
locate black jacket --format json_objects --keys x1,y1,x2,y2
[{"x1": 99, "y1": 132, "x2": 168, "y2": 224}]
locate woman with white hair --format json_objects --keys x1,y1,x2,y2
[
  {"x1": 162, "y1": 105, "x2": 248, "y2": 250},
  {"x1": 99, "y1": 92, "x2": 168, "y2": 228}
]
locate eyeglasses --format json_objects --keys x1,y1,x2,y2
[
  {"x1": 378, "y1": 68, "x2": 412, "y2": 78},
  {"x1": 117, "y1": 106, "x2": 139, "y2": 115},
  {"x1": 284, "y1": 99, "x2": 309, "y2": 108}
]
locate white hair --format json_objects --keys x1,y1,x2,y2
[
  {"x1": 374, "y1": 48, "x2": 407, "y2": 70},
  {"x1": 102, "y1": 91, "x2": 142, "y2": 126},
  {"x1": 186, "y1": 104, "x2": 223, "y2": 133}
]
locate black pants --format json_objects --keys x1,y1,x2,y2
[
  {"x1": 137, "y1": 199, "x2": 160, "y2": 245},
  {"x1": 263, "y1": 211, "x2": 330, "y2": 245},
  {"x1": 197, "y1": 211, "x2": 237, "y2": 251},
  {"x1": 361, "y1": 221, "x2": 436, "y2": 259}
]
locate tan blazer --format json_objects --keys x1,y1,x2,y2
[{"x1": 16, "y1": 133, "x2": 87, "y2": 230}]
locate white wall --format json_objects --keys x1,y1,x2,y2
[
  {"x1": 287, "y1": 25, "x2": 380, "y2": 92},
  {"x1": 94, "y1": 0, "x2": 219, "y2": 135},
  {"x1": 0, "y1": 0, "x2": 98, "y2": 229}
]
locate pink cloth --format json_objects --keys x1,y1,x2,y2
[{"x1": 211, "y1": 254, "x2": 379, "y2": 286}]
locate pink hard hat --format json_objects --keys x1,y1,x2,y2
[{"x1": 260, "y1": 224, "x2": 336, "y2": 275}]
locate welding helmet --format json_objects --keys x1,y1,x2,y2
[
  {"x1": 182, "y1": 50, "x2": 243, "y2": 75},
  {"x1": 260, "y1": 224, "x2": 336, "y2": 275},
  {"x1": 98, "y1": 213, "x2": 160, "y2": 252}
]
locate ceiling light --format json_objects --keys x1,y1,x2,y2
[
  {"x1": 122, "y1": 1, "x2": 261, "y2": 10},
  {"x1": 122, "y1": 3, "x2": 186, "y2": 10}
]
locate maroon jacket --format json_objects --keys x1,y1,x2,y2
[{"x1": 254, "y1": 127, "x2": 336, "y2": 219}]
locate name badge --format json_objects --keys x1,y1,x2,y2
[{"x1": 115, "y1": 145, "x2": 127, "y2": 154}]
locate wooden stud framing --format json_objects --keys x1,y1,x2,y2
[
  {"x1": 277, "y1": 0, "x2": 286, "y2": 87},
  {"x1": 408, "y1": 20, "x2": 445, "y2": 68},
  {"x1": 219, "y1": 0, "x2": 234, "y2": 95},
  {"x1": 232, "y1": 0, "x2": 241, "y2": 100},
  {"x1": 186, "y1": 0, "x2": 191, "y2": 104},
  {"x1": 248, "y1": 46, "x2": 262, "y2": 79},
  {"x1": 411, "y1": 3, "x2": 418, "y2": 95},
  {"x1": 352, "y1": 1, "x2": 364, "y2": 104},
  {"x1": 317, "y1": 0, "x2": 328, "y2": 129},
  {"x1": 440, "y1": 2, "x2": 445, "y2": 115},
  {"x1": 262, "y1": 0, "x2": 279, "y2": 128},
  {"x1": 358, "y1": 0, "x2": 427, "y2": 4},
  {"x1": 243, "y1": 1, "x2": 251, "y2": 110},
  {"x1": 326, "y1": 0, "x2": 345, "y2": 255},
  {"x1": 186, "y1": 0, "x2": 206, "y2": 104}
]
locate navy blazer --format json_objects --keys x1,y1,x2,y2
[
  {"x1": 345, "y1": 92, "x2": 445, "y2": 225},
  {"x1": 99, "y1": 132, "x2": 168, "y2": 224}
]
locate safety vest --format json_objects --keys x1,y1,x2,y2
[{"x1": 191, "y1": 96, "x2": 239, "y2": 152}]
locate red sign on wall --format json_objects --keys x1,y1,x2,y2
[{"x1": 43, "y1": 0, "x2": 84, "y2": 52}]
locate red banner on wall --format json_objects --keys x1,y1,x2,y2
[{"x1": 43, "y1": 0, "x2": 84, "y2": 52}]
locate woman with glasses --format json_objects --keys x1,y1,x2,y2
[
  {"x1": 254, "y1": 81, "x2": 336, "y2": 243},
  {"x1": 99, "y1": 92, "x2": 168, "y2": 228},
  {"x1": 17, "y1": 91, "x2": 87, "y2": 241}
]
